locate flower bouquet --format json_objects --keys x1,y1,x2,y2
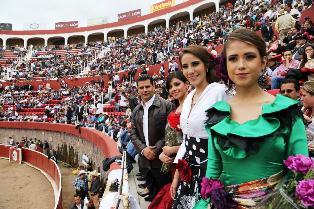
[
  {"x1": 161, "y1": 112, "x2": 182, "y2": 173},
  {"x1": 267, "y1": 155, "x2": 314, "y2": 209},
  {"x1": 200, "y1": 178, "x2": 237, "y2": 209},
  {"x1": 176, "y1": 159, "x2": 192, "y2": 183}
]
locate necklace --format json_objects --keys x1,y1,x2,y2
[{"x1": 192, "y1": 92, "x2": 200, "y2": 106}]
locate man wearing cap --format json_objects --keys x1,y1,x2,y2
[
  {"x1": 292, "y1": 34, "x2": 308, "y2": 60},
  {"x1": 73, "y1": 170, "x2": 88, "y2": 200},
  {"x1": 90, "y1": 170, "x2": 101, "y2": 195},
  {"x1": 265, "y1": 52, "x2": 281, "y2": 87}
]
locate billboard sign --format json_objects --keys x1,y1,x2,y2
[
  {"x1": 87, "y1": 17, "x2": 108, "y2": 26},
  {"x1": 0, "y1": 23, "x2": 12, "y2": 30},
  {"x1": 150, "y1": 0, "x2": 175, "y2": 13},
  {"x1": 55, "y1": 21, "x2": 78, "y2": 29},
  {"x1": 118, "y1": 9, "x2": 141, "y2": 21}
]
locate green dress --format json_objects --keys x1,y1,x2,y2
[{"x1": 194, "y1": 95, "x2": 309, "y2": 208}]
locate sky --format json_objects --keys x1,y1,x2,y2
[{"x1": 0, "y1": 0, "x2": 183, "y2": 30}]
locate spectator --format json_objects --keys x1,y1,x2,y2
[
  {"x1": 130, "y1": 74, "x2": 174, "y2": 202},
  {"x1": 89, "y1": 170, "x2": 101, "y2": 195},
  {"x1": 73, "y1": 170, "x2": 89, "y2": 200},
  {"x1": 300, "y1": 44, "x2": 314, "y2": 80},
  {"x1": 280, "y1": 78, "x2": 300, "y2": 100},
  {"x1": 70, "y1": 194, "x2": 85, "y2": 209},
  {"x1": 301, "y1": 80, "x2": 314, "y2": 124},
  {"x1": 275, "y1": 8, "x2": 296, "y2": 41},
  {"x1": 271, "y1": 49, "x2": 300, "y2": 89}
]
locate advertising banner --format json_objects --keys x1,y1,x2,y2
[
  {"x1": 87, "y1": 17, "x2": 108, "y2": 26},
  {"x1": 150, "y1": 0, "x2": 175, "y2": 13},
  {"x1": 55, "y1": 21, "x2": 78, "y2": 29},
  {"x1": 9, "y1": 147, "x2": 22, "y2": 164},
  {"x1": 118, "y1": 9, "x2": 141, "y2": 21},
  {"x1": 0, "y1": 23, "x2": 12, "y2": 30}
]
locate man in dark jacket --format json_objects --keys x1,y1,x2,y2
[
  {"x1": 70, "y1": 194, "x2": 84, "y2": 209},
  {"x1": 90, "y1": 170, "x2": 101, "y2": 195},
  {"x1": 261, "y1": 20, "x2": 274, "y2": 42},
  {"x1": 130, "y1": 74, "x2": 174, "y2": 201}
]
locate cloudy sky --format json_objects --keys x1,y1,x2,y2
[{"x1": 0, "y1": 0, "x2": 184, "y2": 30}]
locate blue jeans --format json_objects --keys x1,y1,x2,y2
[{"x1": 126, "y1": 141, "x2": 137, "y2": 159}]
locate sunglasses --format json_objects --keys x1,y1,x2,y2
[{"x1": 280, "y1": 89, "x2": 294, "y2": 94}]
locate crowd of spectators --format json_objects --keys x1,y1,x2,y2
[
  {"x1": 1, "y1": 0, "x2": 313, "y2": 91},
  {"x1": 0, "y1": 0, "x2": 314, "y2": 207}
]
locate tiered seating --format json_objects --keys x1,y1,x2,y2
[
  {"x1": 48, "y1": 99, "x2": 61, "y2": 104},
  {"x1": 20, "y1": 108, "x2": 46, "y2": 112},
  {"x1": 0, "y1": 50, "x2": 18, "y2": 66},
  {"x1": 103, "y1": 105, "x2": 115, "y2": 112},
  {"x1": 106, "y1": 112, "x2": 126, "y2": 116},
  {"x1": 2, "y1": 104, "x2": 16, "y2": 110},
  {"x1": 18, "y1": 112, "x2": 45, "y2": 116},
  {"x1": 32, "y1": 48, "x2": 83, "y2": 61}
]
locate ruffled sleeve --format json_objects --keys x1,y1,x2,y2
[
  {"x1": 206, "y1": 95, "x2": 305, "y2": 159},
  {"x1": 203, "y1": 101, "x2": 228, "y2": 180},
  {"x1": 194, "y1": 95, "x2": 308, "y2": 209}
]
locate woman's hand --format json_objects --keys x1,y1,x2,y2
[
  {"x1": 170, "y1": 169, "x2": 179, "y2": 199},
  {"x1": 159, "y1": 152, "x2": 174, "y2": 164},
  {"x1": 304, "y1": 114, "x2": 312, "y2": 123},
  {"x1": 162, "y1": 146, "x2": 174, "y2": 156}
]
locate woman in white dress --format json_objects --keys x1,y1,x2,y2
[{"x1": 170, "y1": 45, "x2": 228, "y2": 209}]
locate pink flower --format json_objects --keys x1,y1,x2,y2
[
  {"x1": 296, "y1": 179, "x2": 314, "y2": 207},
  {"x1": 284, "y1": 155, "x2": 314, "y2": 174}
]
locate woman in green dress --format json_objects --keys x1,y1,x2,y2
[{"x1": 194, "y1": 29, "x2": 309, "y2": 209}]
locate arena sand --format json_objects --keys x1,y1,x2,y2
[{"x1": 0, "y1": 159, "x2": 54, "y2": 209}]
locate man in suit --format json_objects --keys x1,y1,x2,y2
[
  {"x1": 75, "y1": 101, "x2": 85, "y2": 123},
  {"x1": 130, "y1": 74, "x2": 174, "y2": 201},
  {"x1": 261, "y1": 19, "x2": 274, "y2": 42}
]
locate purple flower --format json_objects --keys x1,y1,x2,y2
[
  {"x1": 296, "y1": 179, "x2": 314, "y2": 207},
  {"x1": 284, "y1": 155, "x2": 314, "y2": 174},
  {"x1": 200, "y1": 177, "x2": 224, "y2": 199},
  {"x1": 211, "y1": 188, "x2": 238, "y2": 209},
  {"x1": 200, "y1": 178, "x2": 237, "y2": 209}
]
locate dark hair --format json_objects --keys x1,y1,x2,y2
[
  {"x1": 166, "y1": 71, "x2": 188, "y2": 91},
  {"x1": 166, "y1": 71, "x2": 188, "y2": 107},
  {"x1": 179, "y1": 45, "x2": 217, "y2": 83},
  {"x1": 219, "y1": 29, "x2": 267, "y2": 83},
  {"x1": 280, "y1": 78, "x2": 300, "y2": 91},
  {"x1": 282, "y1": 48, "x2": 292, "y2": 54},
  {"x1": 74, "y1": 194, "x2": 81, "y2": 198},
  {"x1": 300, "y1": 44, "x2": 314, "y2": 68},
  {"x1": 136, "y1": 74, "x2": 154, "y2": 85}
]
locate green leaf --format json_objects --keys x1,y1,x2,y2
[{"x1": 304, "y1": 168, "x2": 314, "y2": 180}]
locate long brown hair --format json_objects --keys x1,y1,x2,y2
[
  {"x1": 179, "y1": 45, "x2": 217, "y2": 83},
  {"x1": 218, "y1": 29, "x2": 267, "y2": 84}
]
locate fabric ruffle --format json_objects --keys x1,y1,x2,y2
[{"x1": 205, "y1": 95, "x2": 300, "y2": 159}]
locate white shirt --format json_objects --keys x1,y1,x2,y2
[
  {"x1": 142, "y1": 95, "x2": 155, "y2": 147},
  {"x1": 174, "y1": 83, "x2": 228, "y2": 163}
]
